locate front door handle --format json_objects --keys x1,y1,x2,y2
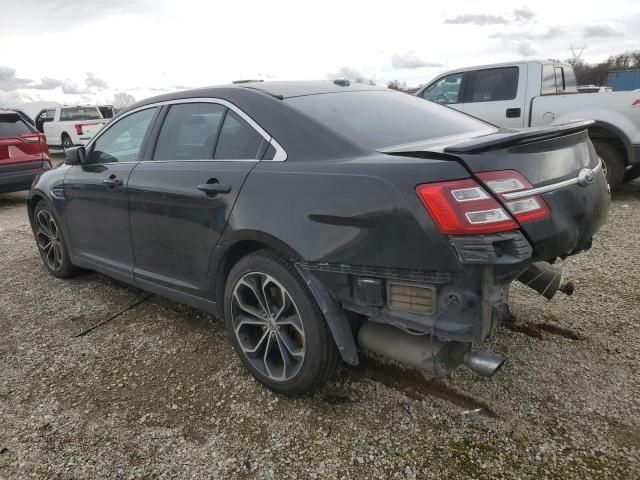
[
  {"x1": 103, "y1": 175, "x2": 123, "y2": 188},
  {"x1": 506, "y1": 108, "x2": 521, "y2": 118},
  {"x1": 197, "y1": 182, "x2": 231, "y2": 196}
]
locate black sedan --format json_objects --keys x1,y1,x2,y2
[{"x1": 27, "y1": 81, "x2": 609, "y2": 395}]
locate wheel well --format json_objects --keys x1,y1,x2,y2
[
  {"x1": 214, "y1": 240, "x2": 276, "y2": 312},
  {"x1": 588, "y1": 126, "x2": 628, "y2": 166},
  {"x1": 27, "y1": 194, "x2": 45, "y2": 226}
]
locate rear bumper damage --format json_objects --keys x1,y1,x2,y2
[{"x1": 297, "y1": 228, "x2": 587, "y2": 377}]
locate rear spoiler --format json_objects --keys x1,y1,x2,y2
[{"x1": 444, "y1": 120, "x2": 595, "y2": 154}]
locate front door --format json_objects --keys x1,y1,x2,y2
[
  {"x1": 63, "y1": 107, "x2": 158, "y2": 282},
  {"x1": 128, "y1": 102, "x2": 267, "y2": 299}
]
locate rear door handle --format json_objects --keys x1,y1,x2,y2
[
  {"x1": 506, "y1": 108, "x2": 521, "y2": 118},
  {"x1": 103, "y1": 175, "x2": 123, "y2": 188},
  {"x1": 197, "y1": 183, "x2": 231, "y2": 196}
]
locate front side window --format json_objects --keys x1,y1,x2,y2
[
  {"x1": 214, "y1": 110, "x2": 265, "y2": 160},
  {"x1": 467, "y1": 67, "x2": 519, "y2": 103},
  {"x1": 421, "y1": 73, "x2": 464, "y2": 105},
  {"x1": 88, "y1": 108, "x2": 157, "y2": 164},
  {"x1": 154, "y1": 103, "x2": 226, "y2": 160},
  {"x1": 60, "y1": 107, "x2": 102, "y2": 121}
]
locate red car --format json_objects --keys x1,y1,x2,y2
[{"x1": 0, "y1": 109, "x2": 51, "y2": 193}]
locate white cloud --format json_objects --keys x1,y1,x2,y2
[
  {"x1": 584, "y1": 24, "x2": 624, "y2": 38},
  {"x1": 391, "y1": 53, "x2": 443, "y2": 69}
]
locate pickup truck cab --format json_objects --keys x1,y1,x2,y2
[
  {"x1": 35, "y1": 106, "x2": 107, "y2": 149},
  {"x1": 416, "y1": 60, "x2": 640, "y2": 188}
]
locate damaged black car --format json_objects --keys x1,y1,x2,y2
[{"x1": 27, "y1": 81, "x2": 609, "y2": 395}]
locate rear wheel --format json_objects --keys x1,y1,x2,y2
[
  {"x1": 61, "y1": 133, "x2": 73, "y2": 150},
  {"x1": 224, "y1": 250, "x2": 339, "y2": 396},
  {"x1": 33, "y1": 202, "x2": 81, "y2": 278},
  {"x1": 593, "y1": 140, "x2": 625, "y2": 189}
]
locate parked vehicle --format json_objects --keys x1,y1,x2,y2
[
  {"x1": 608, "y1": 69, "x2": 640, "y2": 92},
  {"x1": 416, "y1": 60, "x2": 640, "y2": 188},
  {"x1": 27, "y1": 81, "x2": 609, "y2": 395},
  {"x1": 98, "y1": 105, "x2": 116, "y2": 119},
  {"x1": 0, "y1": 109, "x2": 51, "y2": 194},
  {"x1": 34, "y1": 105, "x2": 107, "y2": 149},
  {"x1": 578, "y1": 85, "x2": 612, "y2": 93}
]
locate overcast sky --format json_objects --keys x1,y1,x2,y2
[{"x1": 1, "y1": 0, "x2": 638, "y2": 107}]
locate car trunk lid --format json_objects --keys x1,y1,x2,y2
[{"x1": 384, "y1": 121, "x2": 610, "y2": 260}]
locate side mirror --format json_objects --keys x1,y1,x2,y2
[{"x1": 64, "y1": 146, "x2": 87, "y2": 165}]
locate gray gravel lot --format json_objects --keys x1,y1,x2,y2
[{"x1": 1, "y1": 164, "x2": 638, "y2": 478}]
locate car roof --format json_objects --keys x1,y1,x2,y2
[
  {"x1": 439, "y1": 59, "x2": 572, "y2": 76},
  {"x1": 234, "y1": 80, "x2": 388, "y2": 99}
]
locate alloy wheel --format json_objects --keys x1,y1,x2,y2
[
  {"x1": 231, "y1": 272, "x2": 306, "y2": 381},
  {"x1": 35, "y1": 209, "x2": 64, "y2": 271}
]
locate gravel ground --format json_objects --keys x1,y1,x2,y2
[{"x1": 1, "y1": 164, "x2": 638, "y2": 479}]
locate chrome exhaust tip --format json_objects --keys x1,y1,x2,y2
[{"x1": 463, "y1": 351, "x2": 505, "y2": 377}]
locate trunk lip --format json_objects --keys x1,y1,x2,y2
[{"x1": 501, "y1": 160, "x2": 603, "y2": 200}]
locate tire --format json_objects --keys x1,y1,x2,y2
[
  {"x1": 593, "y1": 140, "x2": 625, "y2": 189},
  {"x1": 33, "y1": 202, "x2": 81, "y2": 278},
  {"x1": 623, "y1": 165, "x2": 640, "y2": 183},
  {"x1": 224, "y1": 249, "x2": 339, "y2": 396},
  {"x1": 61, "y1": 133, "x2": 73, "y2": 150}
]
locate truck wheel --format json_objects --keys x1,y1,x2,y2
[
  {"x1": 61, "y1": 133, "x2": 73, "y2": 150},
  {"x1": 622, "y1": 165, "x2": 640, "y2": 183},
  {"x1": 224, "y1": 250, "x2": 339, "y2": 396},
  {"x1": 593, "y1": 140, "x2": 624, "y2": 189}
]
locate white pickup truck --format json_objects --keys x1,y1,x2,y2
[
  {"x1": 416, "y1": 60, "x2": 640, "y2": 188},
  {"x1": 34, "y1": 105, "x2": 107, "y2": 149}
]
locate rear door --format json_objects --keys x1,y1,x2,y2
[
  {"x1": 127, "y1": 100, "x2": 268, "y2": 299},
  {"x1": 418, "y1": 72, "x2": 467, "y2": 112},
  {"x1": 63, "y1": 107, "x2": 158, "y2": 282},
  {"x1": 462, "y1": 65, "x2": 527, "y2": 127}
]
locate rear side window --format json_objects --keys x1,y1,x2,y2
[
  {"x1": 0, "y1": 113, "x2": 33, "y2": 137},
  {"x1": 60, "y1": 107, "x2": 102, "y2": 121},
  {"x1": 286, "y1": 90, "x2": 495, "y2": 150},
  {"x1": 214, "y1": 110, "x2": 265, "y2": 160},
  {"x1": 541, "y1": 65, "x2": 556, "y2": 95},
  {"x1": 467, "y1": 67, "x2": 518, "y2": 103},
  {"x1": 154, "y1": 103, "x2": 226, "y2": 160}
]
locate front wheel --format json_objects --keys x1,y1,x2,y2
[
  {"x1": 33, "y1": 202, "x2": 81, "y2": 278},
  {"x1": 224, "y1": 250, "x2": 339, "y2": 396},
  {"x1": 61, "y1": 133, "x2": 73, "y2": 150}
]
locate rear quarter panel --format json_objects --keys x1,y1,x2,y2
[{"x1": 223, "y1": 154, "x2": 471, "y2": 272}]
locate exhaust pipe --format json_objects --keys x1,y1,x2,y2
[
  {"x1": 463, "y1": 351, "x2": 505, "y2": 377},
  {"x1": 357, "y1": 322, "x2": 467, "y2": 377},
  {"x1": 517, "y1": 261, "x2": 570, "y2": 300}
]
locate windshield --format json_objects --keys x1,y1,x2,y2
[
  {"x1": 60, "y1": 107, "x2": 102, "y2": 121},
  {"x1": 285, "y1": 90, "x2": 496, "y2": 150}
]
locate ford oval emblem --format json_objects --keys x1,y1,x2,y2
[{"x1": 577, "y1": 168, "x2": 595, "y2": 186}]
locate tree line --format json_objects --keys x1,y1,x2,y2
[{"x1": 567, "y1": 50, "x2": 640, "y2": 86}]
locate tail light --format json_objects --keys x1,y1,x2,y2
[
  {"x1": 19, "y1": 133, "x2": 45, "y2": 143},
  {"x1": 75, "y1": 124, "x2": 84, "y2": 135},
  {"x1": 416, "y1": 179, "x2": 518, "y2": 234},
  {"x1": 476, "y1": 170, "x2": 550, "y2": 223},
  {"x1": 632, "y1": 99, "x2": 640, "y2": 106}
]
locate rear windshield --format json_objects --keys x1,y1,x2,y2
[
  {"x1": 285, "y1": 90, "x2": 496, "y2": 150},
  {"x1": 0, "y1": 113, "x2": 34, "y2": 137},
  {"x1": 60, "y1": 107, "x2": 102, "y2": 121}
]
